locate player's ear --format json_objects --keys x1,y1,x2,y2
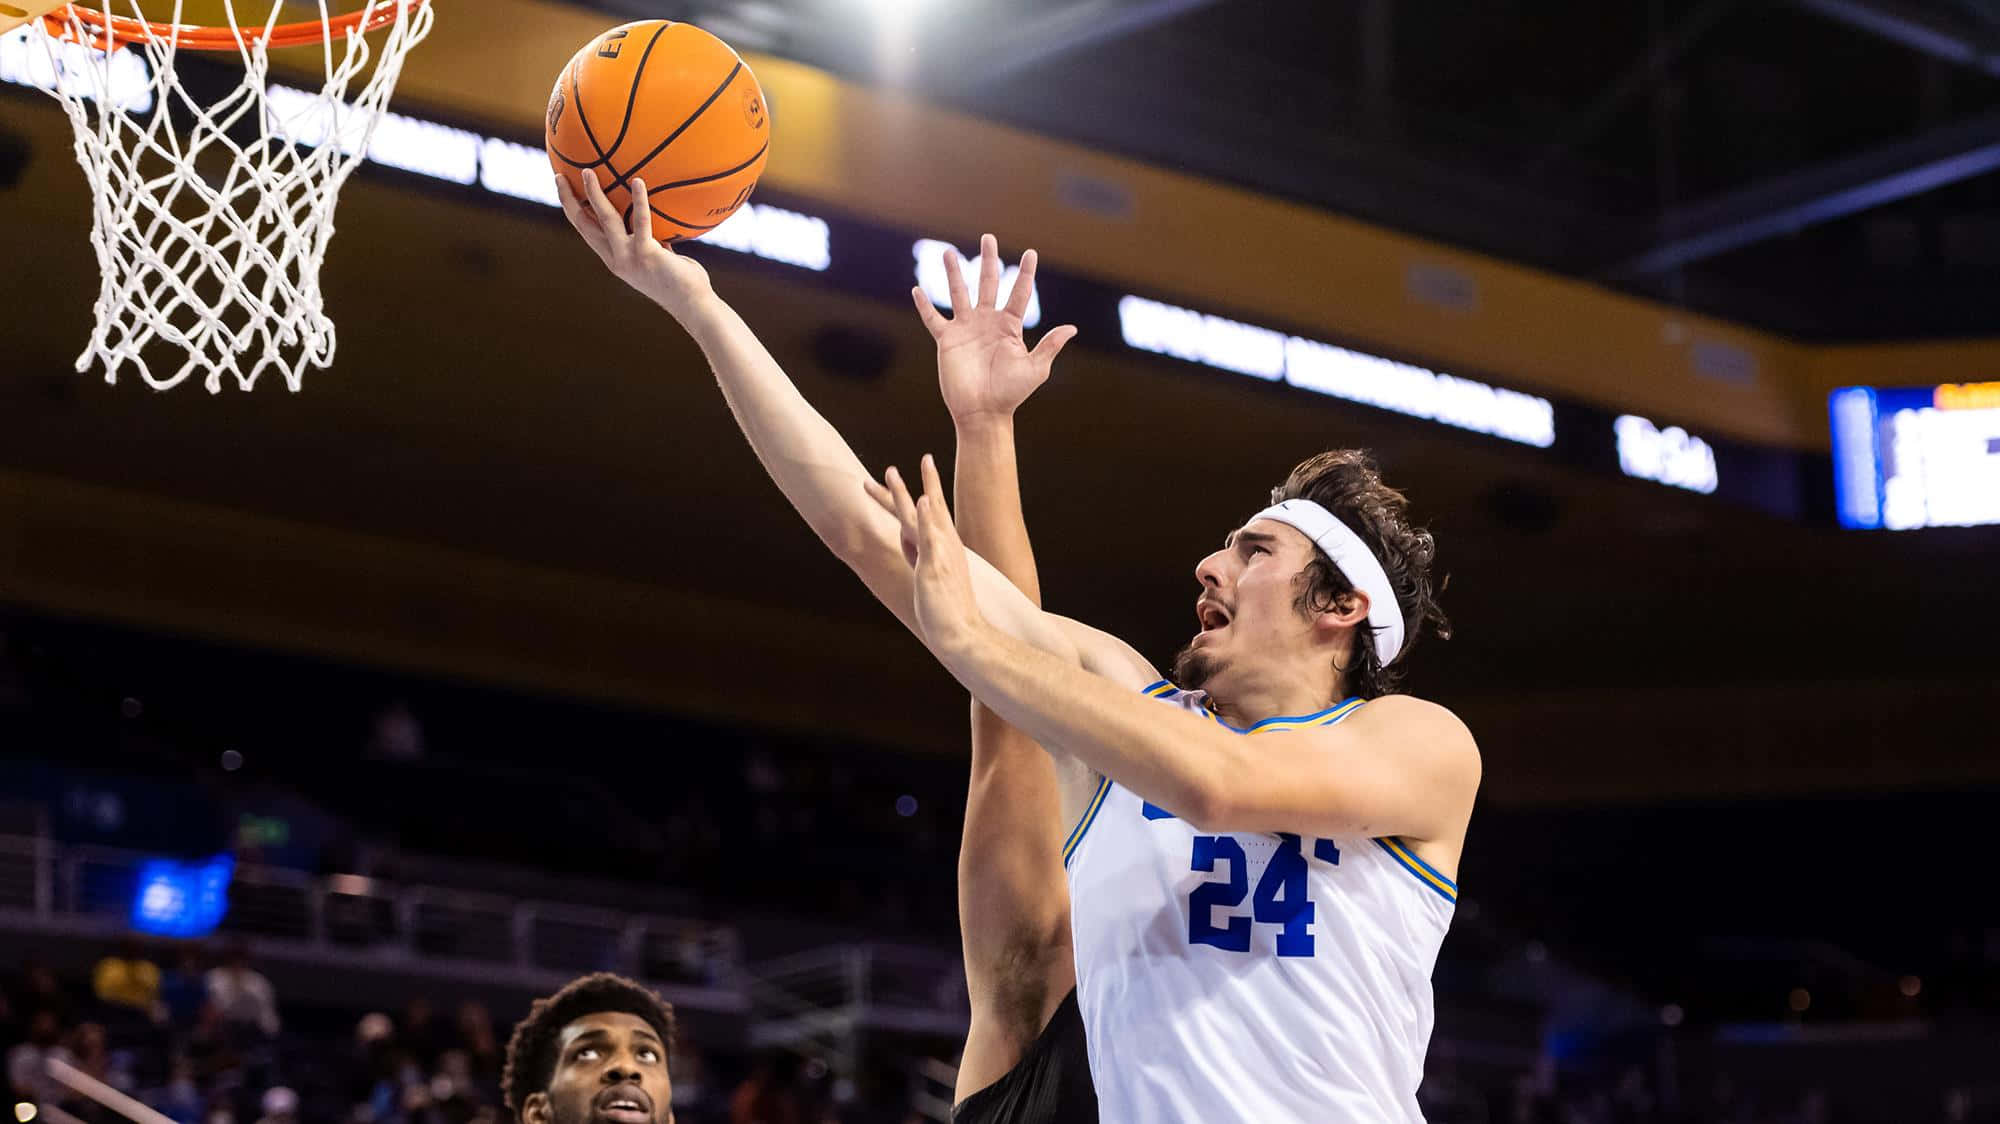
[
  {"x1": 1315, "y1": 589, "x2": 1370, "y2": 634},
  {"x1": 522, "y1": 1092, "x2": 552, "y2": 1124}
]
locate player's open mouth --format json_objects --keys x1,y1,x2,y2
[
  {"x1": 1196, "y1": 601, "x2": 1231, "y2": 633},
  {"x1": 595, "y1": 1087, "x2": 652, "y2": 1124}
]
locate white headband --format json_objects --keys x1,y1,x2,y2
[{"x1": 1252, "y1": 499, "x2": 1406, "y2": 666}]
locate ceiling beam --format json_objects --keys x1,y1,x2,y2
[
  {"x1": 1608, "y1": 103, "x2": 2000, "y2": 277},
  {"x1": 1789, "y1": 0, "x2": 2000, "y2": 75},
  {"x1": 1531, "y1": 0, "x2": 1739, "y2": 176},
  {"x1": 927, "y1": 0, "x2": 1225, "y2": 93}
]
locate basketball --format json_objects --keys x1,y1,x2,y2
[{"x1": 546, "y1": 20, "x2": 770, "y2": 244}]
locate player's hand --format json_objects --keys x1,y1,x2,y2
[
  {"x1": 912, "y1": 234, "x2": 1078, "y2": 426},
  {"x1": 863, "y1": 455, "x2": 986, "y2": 658},
  {"x1": 556, "y1": 172, "x2": 714, "y2": 323}
]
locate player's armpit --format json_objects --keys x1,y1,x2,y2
[{"x1": 1194, "y1": 695, "x2": 1481, "y2": 845}]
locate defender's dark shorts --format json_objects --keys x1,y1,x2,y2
[{"x1": 951, "y1": 988, "x2": 1098, "y2": 1124}]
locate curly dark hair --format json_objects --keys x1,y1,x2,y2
[
  {"x1": 1270, "y1": 449, "x2": 1449, "y2": 700},
  {"x1": 501, "y1": 973, "x2": 677, "y2": 1118}
]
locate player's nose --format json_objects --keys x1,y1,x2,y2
[{"x1": 1194, "y1": 548, "x2": 1228, "y2": 591}]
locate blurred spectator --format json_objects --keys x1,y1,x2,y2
[
  {"x1": 205, "y1": 943, "x2": 280, "y2": 1038},
  {"x1": 69, "y1": 1021, "x2": 134, "y2": 1093},
  {"x1": 255, "y1": 1086, "x2": 297, "y2": 1124},
  {"x1": 400, "y1": 998, "x2": 448, "y2": 1071},
  {"x1": 19, "y1": 959, "x2": 73, "y2": 1025},
  {"x1": 729, "y1": 1053, "x2": 803, "y2": 1124},
  {"x1": 94, "y1": 938, "x2": 165, "y2": 1021},
  {"x1": 452, "y1": 1001, "x2": 499, "y2": 1085},
  {"x1": 668, "y1": 1028, "x2": 708, "y2": 1118},
  {"x1": 7, "y1": 1010, "x2": 77, "y2": 1103},
  {"x1": 368, "y1": 702, "x2": 426, "y2": 761},
  {"x1": 160, "y1": 945, "x2": 209, "y2": 1029},
  {"x1": 151, "y1": 1054, "x2": 207, "y2": 1124}
]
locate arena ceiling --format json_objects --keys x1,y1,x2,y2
[{"x1": 599, "y1": 0, "x2": 2000, "y2": 340}]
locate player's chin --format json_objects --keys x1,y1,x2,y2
[{"x1": 1171, "y1": 641, "x2": 1223, "y2": 691}]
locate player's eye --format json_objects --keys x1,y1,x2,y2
[
  {"x1": 637, "y1": 1048, "x2": 661, "y2": 1063},
  {"x1": 573, "y1": 1047, "x2": 601, "y2": 1062}
]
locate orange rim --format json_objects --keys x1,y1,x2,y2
[{"x1": 40, "y1": 1, "x2": 425, "y2": 50}]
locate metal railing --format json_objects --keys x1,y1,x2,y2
[{"x1": 0, "y1": 833, "x2": 742, "y2": 1005}]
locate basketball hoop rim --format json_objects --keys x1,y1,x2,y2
[{"x1": 41, "y1": 0, "x2": 427, "y2": 50}]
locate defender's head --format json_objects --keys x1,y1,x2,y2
[
  {"x1": 503, "y1": 974, "x2": 677, "y2": 1124},
  {"x1": 1175, "y1": 450, "x2": 1448, "y2": 705}
]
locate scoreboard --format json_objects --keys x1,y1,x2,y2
[{"x1": 1831, "y1": 383, "x2": 2000, "y2": 530}]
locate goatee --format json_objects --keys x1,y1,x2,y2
[{"x1": 1171, "y1": 642, "x2": 1223, "y2": 693}]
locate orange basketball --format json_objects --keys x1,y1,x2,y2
[{"x1": 546, "y1": 21, "x2": 770, "y2": 244}]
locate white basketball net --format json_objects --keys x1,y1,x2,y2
[{"x1": 28, "y1": 1, "x2": 433, "y2": 392}]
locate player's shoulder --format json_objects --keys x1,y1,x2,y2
[{"x1": 1339, "y1": 695, "x2": 1481, "y2": 770}]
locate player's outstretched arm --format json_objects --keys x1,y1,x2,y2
[
  {"x1": 555, "y1": 173, "x2": 1072, "y2": 661},
  {"x1": 928, "y1": 235, "x2": 1078, "y2": 1101},
  {"x1": 874, "y1": 456, "x2": 1481, "y2": 845}
]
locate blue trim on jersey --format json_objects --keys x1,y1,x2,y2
[
  {"x1": 1141, "y1": 684, "x2": 1364, "y2": 735},
  {"x1": 1372, "y1": 837, "x2": 1459, "y2": 903},
  {"x1": 1062, "y1": 775, "x2": 1113, "y2": 868},
  {"x1": 1222, "y1": 698, "x2": 1364, "y2": 734}
]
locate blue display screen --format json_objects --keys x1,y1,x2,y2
[
  {"x1": 130, "y1": 854, "x2": 234, "y2": 938},
  {"x1": 1831, "y1": 384, "x2": 2000, "y2": 530}
]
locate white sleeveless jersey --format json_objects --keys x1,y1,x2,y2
[{"x1": 1063, "y1": 681, "x2": 1458, "y2": 1123}]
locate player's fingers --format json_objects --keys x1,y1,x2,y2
[
  {"x1": 554, "y1": 177, "x2": 611, "y2": 256},
  {"x1": 1029, "y1": 324, "x2": 1078, "y2": 367},
  {"x1": 911, "y1": 287, "x2": 948, "y2": 336},
  {"x1": 627, "y1": 177, "x2": 652, "y2": 241},
  {"x1": 943, "y1": 248, "x2": 971, "y2": 317},
  {"x1": 885, "y1": 465, "x2": 920, "y2": 530},
  {"x1": 579, "y1": 171, "x2": 625, "y2": 237},
  {"x1": 977, "y1": 233, "x2": 1001, "y2": 309},
  {"x1": 1005, "y1": 248, "x2": 1038, "y2": 320},
  {"x1": 919, "y1": 454, "x2": 949, "y2": 517},
  {"x1": 862, "y1": 476, "x2": 898, "y2": 518}
]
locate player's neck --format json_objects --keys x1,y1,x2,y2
[{"x1": 1207, "y1": 671, "x2": 1345, "y2": 729}]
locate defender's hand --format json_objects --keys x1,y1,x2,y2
[
  {"x1": 556, "y1": 172, "x2": 715, "y2": 323},
  {"x1": 912, "y1": 234, "x2": 1078, "y2": 426}
]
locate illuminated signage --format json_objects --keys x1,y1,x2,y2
[
  {"x1": 914, "y1": 239, "x2": 1041, "y2": 327},
  {"x1": 0, "y1": 26, "x2": 153, "y2": 112},
  {"x1": 1119, "y1": 295, "x2": 1556, "y2": 447},
  {"x1": 263, "y1": 84, "x2": 831, "y2": 273},
  {"x1": 130, "y1": 854, "x2": 234, "y2": 938},
  {"x1": 1614, "y1": 415, "x2": 1718, "y2": 494},
  {"x1": 1831, "y1": 384, "x2": 2000, "y2": 530}
]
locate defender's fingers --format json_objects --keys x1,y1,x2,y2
[
  {"x1": 862, "y1": 476, "x2": 899, "y2": 517},
  {"x1": 943, "y1": 248, "x2": 971, "y2": 317},
  {"x1": 885, "y1": 465, "x2": 921, "y2": 530},
  {"x1": 977, "y1": 233, "x2": 1002, "y2": 309},
  {"x1": 911, "y1": 287, "x2": 948, "y2": 336},
  {"x1": 1029, "y1": 324, "x2": 1078, "y2": 366},
  {"x1": 1005, "y1": 248, "x2": 1039, "y2": 320},
  {"x1": 919, "y1": 454, "x2": 949, "y2": 512}
]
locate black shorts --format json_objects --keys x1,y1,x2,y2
[{"x1": 951, "y1": 988, "x2": 1098, "y2": 1124}]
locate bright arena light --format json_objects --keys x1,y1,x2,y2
[
  {"x1": 1614, "y1": 414, "x2": 1719, "y2": 494},
  {"x1": 259, "y1": 85, "x2": 831, "y2": 272},
  {"x1": 0, "y1": 26, "x2": 153, "y2": 112},
  {"x1": 1119, "y1": 295, "x2": 1557, "y2": 447},
  {"x1": 15, "y1": 1103, "x2": 37, "y2": 1124}
]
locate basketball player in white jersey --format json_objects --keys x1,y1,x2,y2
[{"x1": 557, "y1": 174, "x2": 1479, "y2": 1122}]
